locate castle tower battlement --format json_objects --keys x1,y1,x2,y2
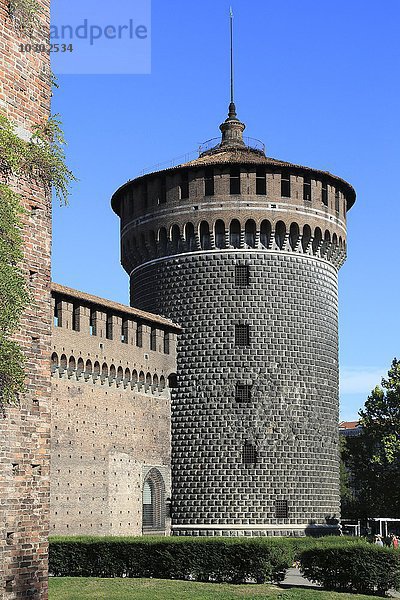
[{"x1": 112, "y1": 102, "x2": 356, "y2": 536}]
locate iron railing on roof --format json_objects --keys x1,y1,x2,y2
[
  {"x1": 138, "y1": 150, "x2": 198, "y2": 177},
  {"x1": 199, "y1": 136, "x2": 266, "y2": 156},
  {"x1": 137, "y1": 137, "x2": 266, "y2": 177}
]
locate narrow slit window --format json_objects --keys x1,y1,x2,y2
[
  {"x1": 204, "y1": 167, "x2": 214, "y2": 196},
  {"x1": 89, "y1": 308, "x2": 96, "y2": 336},
  {"x1": 235, "y1": 265, "x2": 250, "y2": 288},
  {"x1": 235, "y1": 324, "x2": 250, "y2": 347},
  {"x1": 180, "y1": 171, "x2": 189, "y2": 199},
  {"x1": 136, "y1": 323, "x2": 143, "y2": 348},
  {"x1": 121, "y1": 319, "x2": 128, "y2": 344},
  {"x1": 159, "y1": 178, "x2": 166, "y2": 204},
  {"x1": 230, "y1": 166, "x2": 241, "y2": 195},
  {"x1": 281, "y1": 173, "x2": 291, "y2": 197},
  {"x1": 243, "y1": 442, "x2": 257, "y2": 464},
  {"x1": 235, "y1": 384, "x2": 252, "y2": 402},
  {"x1": 275, "y1": 499, "x2": 288, "y2": 519},
  {"x1": 164, "y1": 332, "x2": 170, "y2": 355},
  {"x1": 322, "y1": 182, "x2": 328, "y2": 206},
  {"x1": 106, "y1": 314, "x2": 113, "y2": 340},
  {"x1": 335, "y1": 189, "x2": 340, "y2": 213},
  {"x1": 143, "y1": 183, "x2": 148, "y2": 209},
  {"x1": 303, "y1": 176, "x2": 311, "y2": 201},
  {"x1": 54, "y1": 298, "x2": 61, "y2": 327},
  {"x1": 256, "y1": 167, "x2": 267, "y2": 195},
  {"x1": 150, "y1": 327, "x2": 157, "y2": 351},
  {"x1": 72, "y1": 303, "x2": 80, "y2": 331}
]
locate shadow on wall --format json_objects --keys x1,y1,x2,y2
[{"x1": 305, "y1": 515, "x2": 340, "y2": 537}]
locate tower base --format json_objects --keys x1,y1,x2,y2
[{"x1": 172, "y1": 523, "x2": 340, "y2": 537}]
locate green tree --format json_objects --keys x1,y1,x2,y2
[
  {"x1": 341, "y1": 359, "x2": 400, "y2": 518},
  {"x1": 359, "y1": 358, "x2": 400, "y2": 465}
]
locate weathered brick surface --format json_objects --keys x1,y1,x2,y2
[
  {"x1": 49, "y1": 285, "x2": 177, "y2": 536},
  {"x1": 0, "y1": 1, "x2": 51, "y2": 597}
]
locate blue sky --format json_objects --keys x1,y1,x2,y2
[{"x1": 51, "y1": 0, "x2": 400, "y2": 421}]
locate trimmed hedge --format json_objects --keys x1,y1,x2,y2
[
  {"x1": 49, "y1": 536, "x2": 295, "y2": 583},
  {"x1": 300, "y1": 542, "x2": 400, "y2": 595}
]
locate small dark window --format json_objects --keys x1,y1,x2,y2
[
  {"x1": 303, "y1": 176, "x2": 311, "y2": 201},
  {"x1": 322, "y1": 182, "x2": 328, "y2": 206},
  {"x1": 180, "y1": 171, "x2": 189, "y2": 199},
  {"x1": 235, "y1": 324, "x2": 249, "y2": 347},
  {"x1": 89, "y1": 308, "x2": 96, "y2": 336},
  {"x1": 204, "y1": 168, "x2": 214, "y2": 196},
  {"x1": 281, "y1": 173, "x2": 291, "y2": 197},
  {"x1": 150, "y1": 327, "x2": 157, "y2": 351},
  {"x1": 159, "y1": 178, "x2": 166, "y2": 204},
  {"x1": 72, "y1": 303, "x2": 80, "y2": 332},
  {"x1": 243, "y1": 442, "x2": 257, "y2": 464},
  {"x1": 276, "y1": 499, "x2": 288, "y2": 519},
  {"x1": 106, "y1": 314, "x2": 113, "y2": 340},
  {"x1": 256, "y1": 167, "x2": 267, "y2": 195},
  {"x1": 121, "y1": 319, "x2": 128, "y2": 344},
  {"x1": 230, "y1": 166, "x2": 241, "y2": 195},
  {"x1": 164, "y1": 332, "x2": 170, "y2": 355},
  {"x1": 136, "y1": 323, "x2": 143, "y2": 348},
  {"x1": 235, "y1": 265, "x2": 249, "y2": 287},
  {"x1": 335, "y1": 188, "x2": 340, "y2": 212},
  {"x1": 143, "y1": 183, "x2": 148, "y2": 208},
  {"x1": 168, "y1": 373, "x2": 178, "y2": 388},
  {"x1": 235, "y1": 384, "x2": 252, "y2": 402},
  {"x1": 200, "y1": 221, "x2": 211, "y2": 250},
  {"x1": 54, "y1": 298, "x2": 61, "y2": 327}
]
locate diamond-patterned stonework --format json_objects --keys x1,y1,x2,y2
[{"x1": 131, "y1": 250, "x2": 340, "y2": 536}]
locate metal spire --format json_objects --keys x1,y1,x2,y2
[
  {"x1": 229, "y1": 7, "x2": 236, "y2": 118},
  {"x1": 219, "y1": 6, "x2": 246, "y2": 147}
]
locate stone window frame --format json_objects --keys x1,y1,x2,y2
[
  {"x1": 303, "y1": 175, "x2": 312, "y2": 201},
  {"x1": 281, "y1": 172, "x2": 291, "y2": 198},
  {"x1": 235, "y1": 383, "x2": 252, "y2": 402},
  {"x1": 256, "y1": 166, "x2": 267, "y2": 195},
  {"x1": 230, "y1": 166, "x2": 241, "y2": 195},
  {"x1": 204, "y1": 167, "x2": 215, "y2": 196},
  {"x1": 275, "y1": 499, "x2": 289, "y2": 519},
  {"x1": 163, "y1": 331, "x2": 170, "y2": 355},
  {"x1": 235, "y1": 324, "x2": 250, "y2": 347},
  {"x1": 235, "y1": 264, "x2": 250, "y2": 288},
  {"x1": 242, "y1": 441, "x2": 257, "y2": 465},
  {"x1": 180, "y1": 170, "x2": 189, "y2": 200},
  {"x1": 150, "y1": 327, "x2": 157, "y2": 352},
  {"x1": 136, "y1": 322, "x2": 143, "y2": 348}
]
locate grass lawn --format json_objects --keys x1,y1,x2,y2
[{"x1": 49, "y1": 578, "x2": 378, "y2": 600}]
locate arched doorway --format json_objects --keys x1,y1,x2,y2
[{"x1": 142, "y1": 468, "x2": 166, "y2": 533}]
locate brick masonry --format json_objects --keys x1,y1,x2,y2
[
  {"x1": 49, "y1": 284, "x2": 178, "y2": 536},
  {"x1": 0, "y1": 0, "x2": 52, "y2": 597}
]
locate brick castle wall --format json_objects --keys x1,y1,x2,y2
[
  {"x1": 0, "y1": 1, "x2": 52, "y2": 597},
  {"x1": 49, "y1": 285, "x2": 178, "y2": 536}
]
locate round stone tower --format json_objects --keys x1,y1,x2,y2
[{"x1": 111, "y1": 100, "x2": 355, "y2": 536}]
